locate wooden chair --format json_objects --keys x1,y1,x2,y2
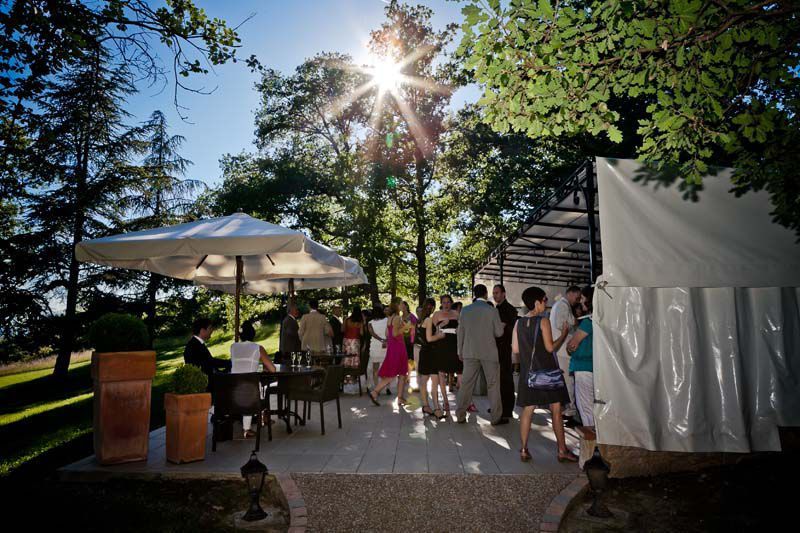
[
  {"x1": 211, "y1": 372, "x2": 263, "y2": 451},
  {"x1": 290, "y1": 365, "x2": 344, "y2": 435}
]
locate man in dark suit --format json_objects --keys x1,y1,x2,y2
[
  {"x1": 279, "y1": 303, "x2": 302, "y2": 363},
  {"x1": 493, "y1": 284, "x2": 518, "y2": 419},
  {"x1": 329, "y1": 305, "x2": 343, "y2": 352},
  {"x1": 184, "y1": 318, "x2": 231, "y2": 389}
]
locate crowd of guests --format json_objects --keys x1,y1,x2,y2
[{"x1": 183, "y1": 282, "x2": 596, "y2": 463}]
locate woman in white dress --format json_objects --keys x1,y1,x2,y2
[
  {"x1": 367, "y1": 305, "x2": 388, "y2": 392},
  {"x1": 230, "y1": 322, "x2": 275, "y2": 438}
]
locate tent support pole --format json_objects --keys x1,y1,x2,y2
[
  {"x1": 235, "y1": 255, "x2": 243, "y2": 342},
  {"x1": 499, "y1": 253, "x2": 505, "y2": 287},
  {"x1": 288, "y1": 278, "x2": 295, "y2": 305},
  {"x1": 583, "y1": 159, "x2": 599, "y2": 283}
]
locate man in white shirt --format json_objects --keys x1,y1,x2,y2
[{"x1": 550, "y1": 286, "x2": 582, "y2": 421}]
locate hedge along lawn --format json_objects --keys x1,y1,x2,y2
[{"x1": 0, "y1": 322, "x2": 280, "y2": 477}]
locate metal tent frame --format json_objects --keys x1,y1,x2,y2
[{"x1": 473, "y1": 159, "x2": 601, "y2": 287}]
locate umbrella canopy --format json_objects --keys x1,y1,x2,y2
[
  {"x1": 75, "y1": 213, "x2": 363, "y2": 340},
  {"x1": 75, "y1": 212, "x2": 349, "y2": 283},
  {"x1": 200, "y1": 256, "x2": 368, "y2": 294}
]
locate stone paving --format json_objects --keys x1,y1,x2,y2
[{"x1": 61, "y1": 383, "x2": 581, "y2": 478}]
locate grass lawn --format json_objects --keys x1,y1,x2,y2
[{"x1": 0, "y1": 322, "x2": 280, "y2": 478}]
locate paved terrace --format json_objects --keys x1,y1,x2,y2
[{"x1": 61, "y1": 387, "x2": 581, "y2": 479}]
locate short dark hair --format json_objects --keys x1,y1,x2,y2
[
  {"x1": 473, "y1": 284, "x2": 488, "y2": 299},
  {"x1": 567, "y1": 285, "x2": 581, "y2": 294},
  {"x1": 192, "y1": 317, "x2": 212, "y2": 335},
  {"x1": 581, "y1": 286, "x2": 595, "y2": 314},
  {"x1": 240, "y1": 322, "x2": 256, "y2": 342},
  {"x1": 309, "y1": 299, "x2": 319, "y2": 310},
  {"x1": 521, "y1": 286, "x2": 547, "y2": 311},
  {"x1": 493, "y1": 284, "x2": 506, "y2": 293}
]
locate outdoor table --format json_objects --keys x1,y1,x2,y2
[
  {"x1": 260, "y1": 364, "x2": 322, "y2": 435},
  {"x1": 308, "y1": 352, "x2": 346, "y2": 367}
]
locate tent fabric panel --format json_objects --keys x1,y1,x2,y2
[
  {"x1": 593, "y1": 283, "x2": 800, "y2": 452},
  {"x1": 596, "y1": 157, "x2": 800, "y2": 288}
]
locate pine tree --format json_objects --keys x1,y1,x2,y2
[
  {"x1": 25, "y1": 45, "x2": 143, "y2": 378},
  {"x1": 125, "y1": 110, "x2": 200, "y2": 343}
]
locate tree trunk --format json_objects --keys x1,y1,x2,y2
[
  {"x1": 53, "y1": 48, "x2": 99, "y2": 380},
  {"x1": 341, "y1": 285, "x2": 349, "y2": 313},
  {"x1": 416, "y1": 228, "x2": 426, "y2": 307},
  {"x1": 414, "y1": 148, "x2": 427, "y2": 307},
  {"x1": 365, "y1": 261, "x2": 380, "y2": 306},
  {"x1": 54, "y1": 209, "x2": 84, "y2": 379},
  {"x1": 145, "y1": 272, "x2": 160, "y2": 347},
  {"x1": 390, "y1": 260, "x2": 397, "y2": 301}
]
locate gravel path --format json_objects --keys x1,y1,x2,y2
[{"x1": 293, "y1": 473, "x2": 577, "y2": 532}]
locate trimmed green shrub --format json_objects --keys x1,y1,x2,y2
[
  {"x1": 170, "y1": 364, "x2": 208, "y2": 395},
  {"x1": 88, "y1": 313, "x2": 150, "y2": 353}
]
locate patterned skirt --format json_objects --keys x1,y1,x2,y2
[{"x1": 342, "y1": 338, "x2": 360, "y2": 368}]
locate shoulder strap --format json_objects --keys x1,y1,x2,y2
[{"x1": 529, "y1": 317, "x2": 541, "y2": 371}]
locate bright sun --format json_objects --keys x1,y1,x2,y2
[{"x1": 368, "y1": 57, "x2": 403, "y2": 92}]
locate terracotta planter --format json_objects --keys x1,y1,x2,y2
[
  {"x1": 164, "y1": 392, "x2": 212, "y2": 464},
  {"x1": 91, "y1": 350, "x2": 157, "y2": 465}
]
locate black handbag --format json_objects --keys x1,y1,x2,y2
[{"x1": 526, "y1": 316, "x2": 566, "y2": 391}]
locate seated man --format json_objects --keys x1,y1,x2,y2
[{"x1": 184, "y1": 317, "x2": 231, "y2": 389}]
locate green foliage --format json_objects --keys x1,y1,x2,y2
[
  {"x1": 460, "y1": 0, "x2": 800, "y2": 233},
  {"x1": 88, "y1": 313, "x2": 150, "y2": 353},
  {"x1": 215, "y1": 1, "x2": 461, "y2": 306},
  {"x1": 169, "y1": 364, "x2": 208, "y2": 395}
]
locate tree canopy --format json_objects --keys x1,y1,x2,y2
[{"x1": 460, "y1": 0, "x2": 800, "y2": 232}]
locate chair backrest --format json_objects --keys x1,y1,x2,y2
[
  {"x1": 357, "y1": 349, "x2": 370, "y2": 375},
  {"x1": 212, "y1": 372, "x2": 261, "y2": 416},
  {"x1": 320, "y1": 365, "x2": 345, "y2": 401}
]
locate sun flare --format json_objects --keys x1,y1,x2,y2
[{"x1": 368, "y1": 56, "x2": 403, "y2": 92}]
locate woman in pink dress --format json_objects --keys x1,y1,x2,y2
[{"x1": 368, "y1": 298, "x2": 409, "y2": 406}]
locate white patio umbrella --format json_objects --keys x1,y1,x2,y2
[
  {"x1": 200, "y1": 256, "x2": 368, "y2": 294},
  {"x1": 75, "y1": 212, "x2": 361, "y2": 340}
]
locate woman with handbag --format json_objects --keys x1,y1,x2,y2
[{"x1": 512, "y1": 286, "x2": 577, "y2": 463}]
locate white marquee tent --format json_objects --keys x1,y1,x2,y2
[{"x1": 476, "y1": 157, "x2": 800, "y2": 453}]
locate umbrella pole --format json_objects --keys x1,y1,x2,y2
[
  {"x1": 235, "y1": 255, "x2": 243, "y2": 342},
  {"x1": 288, "y1": 278, "x2": 295, "y2": 305}
]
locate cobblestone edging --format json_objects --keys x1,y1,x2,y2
[
  {"x1": 277, "y1": 473, "x2": 307, "y2": 532},
  {"x1": 539, "y1": 476, "x2": 588, "y2": 532}
]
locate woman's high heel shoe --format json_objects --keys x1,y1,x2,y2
[
  {"x1": 557, "y1": 450, "x2": 579, "y2": 463},
  {"x1": 520, "y1": 448, "x2": 532, "y2": 462},
  {"x1": 368, "y1": 391, "x2": 381, "y2": 406}
]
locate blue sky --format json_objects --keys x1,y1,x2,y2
[{"x1": 126, "y1": 0, "x2": 478, "y2": 189}]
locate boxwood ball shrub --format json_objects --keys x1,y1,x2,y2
[
  {"x1": 171, "y1": 364, "x2": 209, "y2": 395},
  {"x1": 88, "y1": 313, "x2": 150, "y2": 353}
]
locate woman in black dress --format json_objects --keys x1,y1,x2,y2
[
  {"x1": 512, "y1": 286, "x2": 577, "y2": 463},
  {"x1": 428, "y1": 294, "x2": 460, "y2": 414},
  {"x1": 416, "y1": 298, "x2": 443, "y2": 418}
]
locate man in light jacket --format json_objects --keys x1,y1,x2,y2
[
  {"x1": 298, "y1": 299, "x2": 333, "y2": 352},
  {"x1": 456, "y1": 284, "x2": 506, "y2": 425}
]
